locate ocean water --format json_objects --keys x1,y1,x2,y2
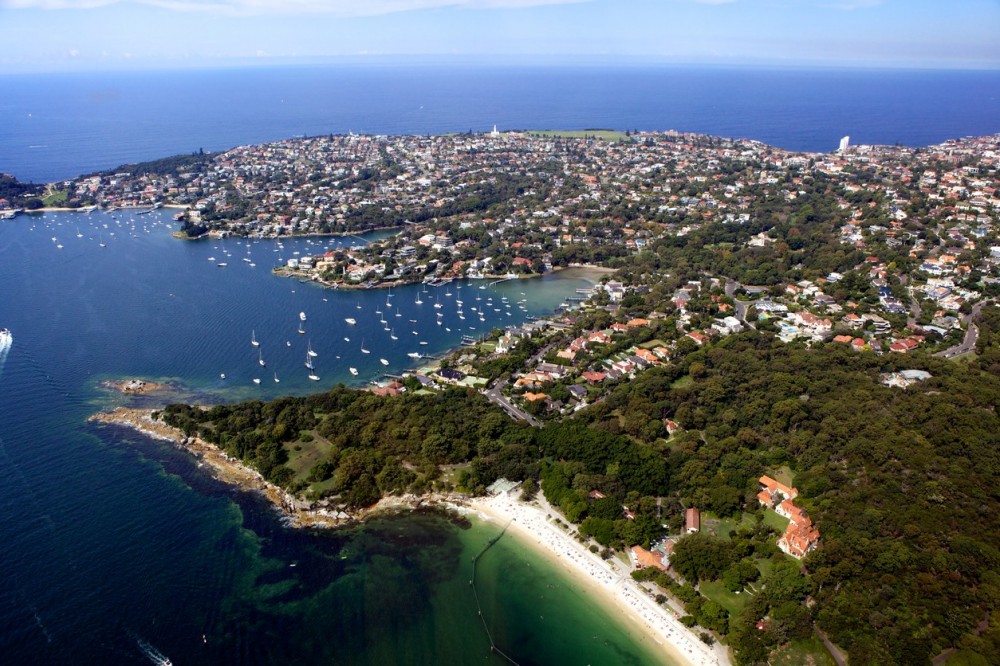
[
  {"x1": 1, "y1": 65, "x2": 999, "y2": 183},
  {"x1": 0, "y1": 210, "x2": 667, "y2": 665}
]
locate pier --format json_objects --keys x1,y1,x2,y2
[{"x1": 470, "y1": 520, "x2": 520, "y2": 665}]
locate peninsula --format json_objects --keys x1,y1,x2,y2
[{"x1": 69, "y1": 127, "x2": 1000, "y2": 666}]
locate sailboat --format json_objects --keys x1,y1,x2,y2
[
  {"x1": 307, "y1": 340, "x2": 318, "y2": 357},
  {"x1": 380, "y1": 358, "x2": 389, "y2": 366},
  {"x1": 298, "y1": 321, "x2": 305, "y2": 335},
  {"x1": 299, "y1": 311, "x2": 307, "y2": 322},
  {"x1": 251, "y1": 330, "x2": 259, "y2": 347},
  {"x1": 415, "y1": 293, "x2": 423, "y2": 305},
  {"x1": 349, "y1": 367, "x2": 359, "y2": 376},
  {"x1": 258, "y1": 348, "x2": 266, "y2": 367},
  {"x1": 274, "y1": 372, "x2": 280, "y2": 383},
  {"x1": 253, "y1": 377, "x2": 261, "y2": 384},
  {"x1": 305, "y1": 354, "x2": 315, "y2": 370},
  {"x1": 390, "y1": 329, "x2": 398, "y2": 340},
  {"x1": 360, "y1": 339, "x2": 370, "y2": 354}
]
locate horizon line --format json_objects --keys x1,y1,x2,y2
[{"x1": 3, "y1": 53, "x2": 1000, "y2": 75}]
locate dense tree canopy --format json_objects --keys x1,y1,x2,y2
[{"x1": 160, "y1": 325, "x2": 1000, "y2": 664}]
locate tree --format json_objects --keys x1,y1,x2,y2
[
  {"x1": 670, "y1": 533, "x2": 732, "y2": 582},
  {"x1": 723, "y1": 558, "x2": 760, "y2": 592}
]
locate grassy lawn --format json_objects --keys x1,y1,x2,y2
[
  {"x1": 528, "y1": 129, "x2": 632, "y2": 142},
  {"x1": 708, "y1": 512, "x2": 755, "y2": 540},
  {"x1": 42, "y1": 191, "x2": 68, "y2": 206},
  {"x1": 671, "y1": 375, "x2": 694, "y2": 389},
  {"x1": 307, "y1": 477, "x2": 338, "y2": 498},
  {"x1": 285, "y1": 432, "x2": 332, "y2": 483},
  {"x1": 638, "y1": 338, "x2": 668, "y2": 349},
  {"x1": 762, "y1": 509, "x2": 791, "y2": 533},
  {"x1": 772, "y1": 465, "x2": 796, "y2": 487},
  {"x1": 699, "y1": 579, "x2": 750, "y2": 616},
  {"x1": 770, "y1": 636, "x2": 837, "y2": 666},
  {"x1": 755, "y1": 556, "x2": 778, "y2": 579},
  {"x1": 440, "y1": 463, "x2": 472, "y2": 487}
]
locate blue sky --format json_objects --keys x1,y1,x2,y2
[{"x1": 1, "y1": 0, "x2": 998, "y2": 71}]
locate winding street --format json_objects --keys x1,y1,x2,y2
[
  {"x1": 935, "y1": 299, "x2": 989, "y2": 359},
  {"x1": 483, "y1": 380, "x2": 541, "y2": 427},
  {"x1": 480, "y1": 340, "x2": 556, "y2": 427}
]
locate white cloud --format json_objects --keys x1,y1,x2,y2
[{"x1": 0, "y1": 0, "x2": 589, "y2": 15}]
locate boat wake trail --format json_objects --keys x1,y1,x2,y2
[
  {"x1": 130, "y1": 631, "x2": 173, "y2": 666},
  {"x1": 0, "y1": 336, "x2": 9, "y2": 380},
  {"x1": 30, "y1": 603, "x2": 53, "y2": 644}
]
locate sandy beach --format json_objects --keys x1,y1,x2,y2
[{"x1": 468, "y1": 492, "x2": 730, "y2": 666}]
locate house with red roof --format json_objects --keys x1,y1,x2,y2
[
  {"x1": 630, "y1": 546, "x2": 668, "y2": 572},
  {"x1": 758, "y1": 476, "x2": 819, "y2": 559},
  {"x1": 685, "y1": 508, "x2": 701, "y2": 533}
]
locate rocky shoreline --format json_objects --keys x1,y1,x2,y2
[
  {"x1": 100, "y1": 378, "x2": 170, "y2": 395},
  {"x1": 88, "y1": 407, "x2": 470, "y2": 529}
]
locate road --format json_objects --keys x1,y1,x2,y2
[
  {"x1": 481, "y1": 340, "x2": 556, "y2": 427},
  {"x1": 935, "y1": 299, "x2": 990, "y2": 359},
  {"x1": 725, "y1": 279, "x2": 757, "y2": 328},
  {"x1": 483, "y1": 381, "x2": 541, "y2": 427},
  {"x1": 813, "y1": 625, "x2": 848, "y2": 666}
]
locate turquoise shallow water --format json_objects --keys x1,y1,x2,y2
[{"x1": 0, "y1": 210, "x2": 670, "y2": 665}]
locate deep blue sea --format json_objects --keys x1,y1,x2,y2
[
  {"x1": 1, "y1": 65, "x2": 999, "y2": 183},
  {"x1": 0, "y1": 210, "x2": 667, "y2": 665}
]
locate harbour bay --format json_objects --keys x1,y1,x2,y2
[{"x1": 0, "y1": 209, "x2": 669, "y2": 665}]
